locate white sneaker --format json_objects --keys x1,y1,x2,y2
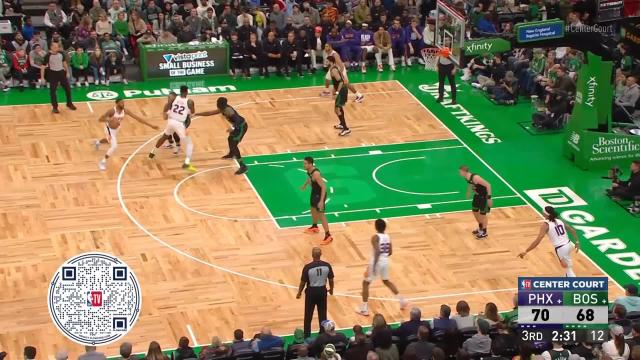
[
  {"x1": 401, "y1": 59, "x2": 406, "y2": 67},
  {"x1": 98, "y1": 159, "x2": 107, "y2": 171},
  {"x1": 418, "y1": 57, "x2": 425, "y2": 65},
  {"x1": 320, "y1": 90, "x2": 332, "y2": 97},
  {"x1": 123, "y1": 79, "x2": 128, "y2": 85},
  {"x1": 361, "y1": 64, "x2": 367, "y2": 73},
  {"x1": 84, "y1": 81, "x2": 89, "y2": 87},
  {"x1": 105, "y1": 80, "x2": 110, "y2": 86},
  {"x1": 399, "y1": 297, "x2": 409, "y2": 310},
  {"x1": 390, "y1": 65, "x2": 396, "y2": 71},
  {"x1": 355, "y1": 94, "x2": 364, "y2": 103},
  {"x1": 377, "y1": 64, "x2": 383, "y2": 72},
  {"x1": 339, "y1": 129, "x2": 351, "y2": 136},
  {"x1": 94, "y1": 139, "x2": 101, "y2": 150},
  {"x1": 355, "y1": 307, "x2": 370, "y2": 316},
  {"x1": 95, "y1": 79, "x2": 99, "y2": 85},
  {"x1": 407, "y1": 58, "x2": 412, "y2": 66}
]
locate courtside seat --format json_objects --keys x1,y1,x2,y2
[
  {"x1": 234, "y1": 350, "x2": 256, "y2": 360},
  {"x1": 459, "y1": 327, "x2": 477, "y2": 342},
  {"x1": 333, "y1": 342, "x2": 347, "y2": 356},
  {"x1": 260, "y1": 347, "x2": 285, "y2": 360}
]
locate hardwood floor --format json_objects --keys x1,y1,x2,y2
[{"x1": 0, "y1": 81, "x2": 621, "y2": 359}]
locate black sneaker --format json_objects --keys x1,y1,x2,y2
[
  {"x1": 148, "y1": 152, "x2": 155, "y2": 159},
  {"x1": 436, "y1": 97, "x2": 443, "y2": 103},
  {"x1": 67, "y1": 103, "x2": 77, "y2": 110},
  {"x1": 52, "y1": 108, "x2": 60, "y2": 114},
  {"x1": 221, "y1": 153, "x2": 234, "y2": 159},
  {"x1": 472, "y1": 229, "x2": 480, "y2": 235},
  {"x1": 235, "y1": 166, "x2": 248, "y2": 175}
]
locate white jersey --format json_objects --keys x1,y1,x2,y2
[
  {"x1": 168, "y1": 96, "x2": 191, "y2": 123},
  {"x1": 110, "y1": 106, "x2": 125, "y2": 127},
  {"x1": 372, "y1": 233, "x2": 391, "y2": 263},
  {"x1": 546, "y1": 219, "x2": 570, "y2": 247}
]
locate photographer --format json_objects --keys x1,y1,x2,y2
[{"x1": 608, "y1": 160, "x2": 640, "y2": 212}]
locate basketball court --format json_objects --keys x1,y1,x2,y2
[{"x1": 0, "y1": 79, "x2": 623, "y2": 358}]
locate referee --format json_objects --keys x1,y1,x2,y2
[
  {"x1": 41, "y1": 42, "x2": 76, "y2": 114},
  {"x1": 297, "y1": 247, "x2": 334, "y2": 339},
  {"x1": 436, "y1": 47, "x2": 457, "y2": 105}
]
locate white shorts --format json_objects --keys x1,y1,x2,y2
[
  {"x1": 325, "y1": 68, "x2": 349, "y2": 82},
  {"x1": 365, "y1": 260, "x2": 389, "y2": 282},
  {"x1": 104, "y1": 125, "x2": 118, "y2": 143},
  {"x1": 164, "y1": 119, "x2": 187, "y2": 138},
  {"x1": 361, "y1": 45, "x2": 375, "y2": 53},
  {"x1": 555, "y1": 242, "x2": 574, "y2": 267}
]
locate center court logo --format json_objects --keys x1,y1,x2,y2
[
  {"x1": 86, "y1": 90, "x2": 119, "y2": 101},
  {"x1": 48, "y1": 252, "x2": 142, "y2": 345}
]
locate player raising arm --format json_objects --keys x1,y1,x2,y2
[
  {"x1": 518, "y1": 206, "x2": 580, "y2": 277},
  {"x1": 95, "y1": 98, "x2": 158, "y2": 171}
]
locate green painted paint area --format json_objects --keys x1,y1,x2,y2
[{"x1": 244, "y1": 139, "x2": 524, "y2": 228}]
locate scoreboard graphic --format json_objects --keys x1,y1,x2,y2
[{"x1": 518, "y1": 277, "x2": 609, "y2": 343}]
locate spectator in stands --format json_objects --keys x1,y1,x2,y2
[
  {"x1": 185, "y1": 8, "x2": 203, "y2": 35},
  {"x1": 432, "y1": 305, "x2": 456, "y2": 334},
  {"x1": 102, "y1": 32, "x2": 122, "y2": 54},
  {"x1": 29, "y1": 31, "x2": 48, "y2": 52},
  {"x1": 24, "y1": 346, "x2": 37, "y2": 360},
  {"x1": 310, "y1": 320, "x2": 348, "y2": 356},
  {"x1": 321, "y1": 344, "x2": 341, "y2": 360},
  {"x1": 11, "y1": 32, "x2": 28, "y2": 52},
  {"x1": 105, "y1": 51, "x2": 127, "y2": 84},
  {"x1": 282, "y1": 30, "x2": 304, "y2": 77},
  {"x1": 546, "y1": 66, "x2": 575, "y2": 99},
  {"x1": 476, "y1": 13, "x2": 497, "y2": 34},
  {"x1": 44, "y1": 3, "x2": 69, "y2": 39},
  {"x1": 346, "y1": 334, "x2": 373, "y2": 360},
  {"x1": 158, "y1": 30, "x2": 177, "y2": 43},
  {"x1": 228, "y1": 330, "x2": 252, "y2": 356},
  {"x1": 28, "y1": 43, "x2": 46, "y2": 88},
  {"x1": 197, "y1": 0, "x2": 214, "y2": 17},
  {"x1": 603, "y1": 325, "x2": 630, "y2": 360},
  {"x1": 571, "y1": 342, "x2": 595, "y2": 360},
  {"x1": 512, "y1": 342, "x2": 534, "y2": 360},
  {"x1": 462, "y1": 319, "x2": 491, "y2": 355},
  {"x1": 295, "y1": 345, "x2": 315, "y2": 360},
  {"x1": 113, "y1": 12, "x2": 131, "y2": 51},
  {"x1": 0, "y1": 47, "x2": 11, "y2": 91},
  {"x1": 237, "y1": 16, "x2": 255, "y2": 42},
  {"x1": 541, "y1": 342, "x2": 570, "y2": 360},
  {"x1": 631, "y1": 346, "x2": 640, "y2": 360},
  {"x1": 564, "y1": 49, "x2": 582, "y2": 77},
  {"x1": 339, "y1": 20, "x2": 360, "y2": 68},
  {"x1": 176, "y1": 1, "x2": 194, "y2": 20},
  {"x1": 119, "y1": 342, "x2": 133, "y2": 360},
  {"x1": 74, "y1": 16, "x2": 92, "y2": 48},
  {"x1": 244, "y1": 32, "x2": 264, "y2": 76},
  {"x1": 452, "y1": 301, "x2": 475, "y2": 330},
  {"x1": 289, "y1": 328, "x2": 307, "y2": 354},
  {"x1": 22, "y1": 16, "x2": 35, "y2": 40},
  {"x1": 96, "y1": 13, "x2": 113, "y2": 37},
  {"x1": 388, "y1": 19, "x2": 405, "y2": 67},
  {"x1": 143, "y1": 0, "x2": 161, "y2": 23},
  {"x1": 174, "y1": 336, "x2": 197, "y2": 360},
  {"x1": 613, "y1": 76, "x2": 640, "y2": 123},
  {"x1": 404, "y1": 17, "x2": 423, "y2": 66},
  {"x1": 357, "y1": 23, "x2": 374, "y2": 73},
  {"x1": 137, "y1": 29, "x2": 157, "y2": 46},
  {"x1": 229, "y1": 31, "x2": 246, "y2": 77},
  {"x1": 70, "y1": 46, "x2": 90, "y2": 86},
  {"x1": 11, "y1": 48, "x2": 30, "y2": 90},
  {"x1": 373, "y1": 25, "x2": 393, "y2": 71},
  {"x1": 55, "y1": 349, "x2": 68, "y2": 360},
  {"x1": 628, "y1": 322, "x2": 640, "y2": 348},
  {"x1": 263, "y1": 31, "x2": 282, "y2": 76},
  {"x1": 201, "y1": 8, "x2": 218, "y2": 33},
  {"x1": 89, "y1": 47, "x2": 105, "y2": 84},
  {"x1": 145, "y1": 341, "x2": 169, "y2": 360},
  {"x1": 371, "y1": 314, "x2": 393, "y2": 350},
  {"x1": 462, "y1": 52, "x2": 491, "y2": 81},
  {"x1": 89, "y1": 0, "x2": 106, "y2": 22},
  {"x1": 78, "y1": 346, "x2": 107, "y2": 360},
  {"x1": 129, "y1": 10, "x2": 147, "y2": 57},
  {"x1": 612, "y1": 304, "x2": 632, "y2": 334},
  {"x1": 404, "y1": 325, "x2": 435, "y2": 360},
  {"x1": 608, "y1": 162, "x2": 640, "y2": 204},
  {"x1": 394, "y1": 308, "x2": 430, "y2": 340},
  {"x1": 108, "y1": 0, "x2": 126, "y2": 21},
  {"x1": 251, "y1": 327, "x2": 284, "y2": 352}
]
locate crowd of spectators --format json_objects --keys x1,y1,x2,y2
[{"x1": 4, "y1": 286, "x2": 640, "y2": 360}]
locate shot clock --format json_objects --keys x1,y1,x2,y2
[{"x1": 518, "y1": 277, "x2": 609, "y2": 344}]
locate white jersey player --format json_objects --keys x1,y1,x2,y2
[
  {"x1": 519, "y1": 206, "x2": 580, "y2": 277},
  {"x1": 321, "y1": 43, "x2": 364, "y2": 102},
  {"x1": 148, "y1": 85, "x2": 196, "y2": 173},
  {"x1": 356, "y1": 219, "x2": 407, "y2": 316},
  {"x1": 95, "y1": 98, "x2": 158, "y2": 171}
]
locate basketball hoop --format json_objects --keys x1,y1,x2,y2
[{"x1": 421, "y1": 48, "x2": 440, "y2": 71}]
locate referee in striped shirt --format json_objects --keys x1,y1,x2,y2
[{"x1": 297, "y1": 247, "x2": 334, "y2": 338}]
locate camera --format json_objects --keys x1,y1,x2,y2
[{"x1": 602, "y1": 166, "x2": 622, "y2": 182}]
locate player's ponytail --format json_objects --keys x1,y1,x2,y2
[{"x1": 544, "y1": 206, "x2": 558, "y2": 223}]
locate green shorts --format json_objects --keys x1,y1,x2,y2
[{"x1": 335, "y1": 87, "x2": 348, "y2": 108}]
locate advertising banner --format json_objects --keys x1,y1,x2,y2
[
  {"x1": 597, "y1": 0, "x2": 623, "y2": 22},
  {"x1": 514, "y1": 19, "x2": 565, "y2": 43},
  {"x1": 139, "y1": 41, "x2": 228, "y2": 80},
  {"x1": 566, "y1": 130, "x2": 640, "y2": 169},
  {"x1": 463, "y1": 38, "x2": 511, "y2": 56}
]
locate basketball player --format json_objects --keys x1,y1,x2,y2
[
  {"x1": 356, "y1": 219, "x2": 407, "y2": 316},
  {"x1": 301, "y1": 156, "x2": 333, "y2": 245},
  {"x1": 321, "y1": 43, "x2": 364, "y2": 103},
  {"x1": 163, "y1": 92, "x2": 192, "y2": 155},
  {"x1": 518, "y1": 206, "x2": 580, "y2": 277},
  {"x1": 95, "y1": 98, "x2": 158, "y2": 171},
  {"x1": 459, "y1": 165, "x2": 492, "y2": 239},
  {"x1": 327, "y1": 55, "x2": 351, "y2": 136},
  {"x1": 194, "y1": 97, "x2": 248, "y2": 175},
  {"x1": 148, "y1": 85, "x2": 196, "y2": 173}
]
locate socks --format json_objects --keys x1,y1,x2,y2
[
  {"x1": 361, "y1": 302, "x2": 368, "y2": 312},
  {"x1": 150, "y1": 147, "x2": 157, "y2": 154},
  {"x1": 185, "y1": 136, "x2": 194, "y2": 164},
  {"x1": 312, "y1": 223, "x2": 318, "y2": 227},
  {"x1": 566, "y1": 268, "x2": 576, "y2": 277}
]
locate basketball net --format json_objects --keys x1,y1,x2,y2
[{"x1": 421, "y1": 48, "x2": 440, "y2": 71}]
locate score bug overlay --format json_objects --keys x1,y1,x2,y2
[{"x1": 518, "y1": 277, "x2": 609, "y2": 343}]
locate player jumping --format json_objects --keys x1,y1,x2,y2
[
  {"x1": 518, "y1": 206, "x2": 580, "y2": 277},
  {"x1": 95, "y1": 98, "x2": 158, "y2": 171},
  {"x1": 194, "y1": 97, "x2": 249, "y2": 175},
  {"x1": 356, "y1": 219, "x2": 407, "y2": 316},
  {"x1": 301, "y1": 156, "x2": 333, "y2": 245},
  {"x1": 459, "y1": 165, "x2": 492, "y2": 239},
  {"x1": 148, "y1": 85, "x2": 196, "y2": 173}
]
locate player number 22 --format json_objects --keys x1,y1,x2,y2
[{"x1": 172, "y1": 104, "x2": 186, "y2": 115}]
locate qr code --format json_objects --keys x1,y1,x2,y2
[{"x1": 48, "y1": 253, "x2": 142, "y2": 345}]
